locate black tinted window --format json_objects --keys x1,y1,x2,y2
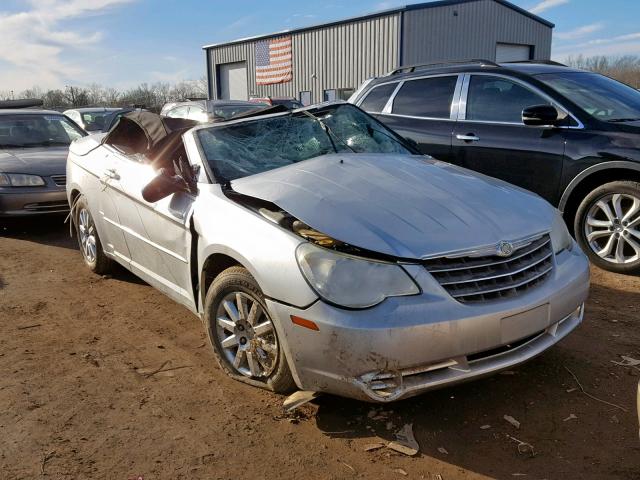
[
  {"x1": 359, "y1": 83, "x2": 397, "y2": 113},
  {"x1": 392, "y1": 76, "x2": 458, "y2": 118},
  {"x1": 467, "y1": 76, "x2": 548, "y2": 123}
]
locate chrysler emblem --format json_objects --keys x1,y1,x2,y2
[{"x1": 496, "y1": 241, "x2": 514, "y2": 257}]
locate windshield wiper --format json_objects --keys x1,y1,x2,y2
[
  {"x1": 300, "y1": 110, "x2": 355, "y2": 153},
  {"x1": 608, "y1": 118, "x2": 640, "y2": 123}
]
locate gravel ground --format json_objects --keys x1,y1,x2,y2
[{"x1": 1, "y1": 216, "x2": 639, "y2": 480}]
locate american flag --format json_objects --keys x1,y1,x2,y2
[{"x1": 255, "y1": 36, "x2": 292, "y2": 85}]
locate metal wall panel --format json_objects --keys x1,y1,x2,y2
[
  {"x1": 206, "y1": 0, "x2": 553, "y2": 102},
  {"x1": 401, "y1": 0, "x2": 552, "y2": 65},
  {"x1": 207, "y1": 13, "x2": 400, "y2": 103}
]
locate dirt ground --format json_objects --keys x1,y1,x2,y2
[{"x1": 1, "y1": 216, "x2": 639, "y2": 480}]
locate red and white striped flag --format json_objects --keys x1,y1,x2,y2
[{"x1": 255, "y1": 36, "x2": 292, "y2": 85}]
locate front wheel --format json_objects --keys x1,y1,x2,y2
[
  {"x1": 574, "y1": 181, "x2": 640, "y2": 274},
  {"x1": 204, "y1": 266, "x2": 296, "y2": 394},
  {"x1": 74, "y1": 195, "x2": 113, "y2": 274}
]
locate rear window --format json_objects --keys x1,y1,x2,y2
[
  {"x1": 359, "y1": 83, "x2": 397, "y2": 113},
  {"x1": 392, "y1": 76, "x2": 458, "y2": 118}
]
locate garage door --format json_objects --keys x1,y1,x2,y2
[
  {"x1": 218, "y1": 61, "x2": 248, "y2": 100},
  {"x1": 495, "y1": 43, "x2": 532, "y2": 63}
]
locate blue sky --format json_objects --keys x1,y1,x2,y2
[{"x1": 0, "y1": 0, "x2": 638, "y2": 92}]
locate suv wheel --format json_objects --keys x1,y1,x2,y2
[
  {"x1": 574, "y1": 181, "x2": 640, "y2": 274},
  {"x1": 204, "y1": 266, "x2": 296, "y2": 394},
  {"x1": 74, "y1": 195, "x2": 113, "y2": 274}
]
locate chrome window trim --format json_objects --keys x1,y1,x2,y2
[
  {"x1": 458, "y1": 72, "x2": 584, "y2": 129},
  {"x1": 457, "y1": 74, "x2": 471, "y2": 121},
  {"x1": 450, "y1": 74, "x2": 465, "y2": 120},
  {"x1": 382, "y1": 82, "x2": 404, "y2": 114}
]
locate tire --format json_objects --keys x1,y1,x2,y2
[
  {"x1": 74, "y1": 195, "x2": 113, "y2": 275},
  {"x1": 203, "y1": 266, "x2": 296, "y2": 394},
  {"x1": 574, "y1": 180, "x2": 640, "y2": 274}
]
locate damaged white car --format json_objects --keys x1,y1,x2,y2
[{"x1": 66, "y1": 103, "x2": 589, "y2": 402}]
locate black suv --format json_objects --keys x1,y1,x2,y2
[{"x1": 350, "y1": 60, "x2": 640, "y2": 274}]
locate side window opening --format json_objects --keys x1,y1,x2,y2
[
  {"x1": 105, "y1": 121, "x2": 149, "y2": 157},
  {"x1": 359, "y1": 83, "x2": 397, "y2": 113},
  {"x1": 391, "y1": 76, "x2": 458, "y2": 119},
  {"x1": 466, "y1": 76, "x2": 550, "y2": 123}
]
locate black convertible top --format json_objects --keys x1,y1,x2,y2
[
  {"x1": 104, "y1": 110, "x2": 197, "y2": 152},
  {"x1": 103, "y1": 111, "x2": 198, "y2": 170}
]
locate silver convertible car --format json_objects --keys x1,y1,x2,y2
[{"x1": 66, "y1": 104, "x2": 589, "y2": 402}]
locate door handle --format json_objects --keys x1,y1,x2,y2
[
  {"x1": 104, "y1": 168, "x2": 120, "y2": 180},
  {"x1": 456, "y1": 134, "x2": 480, "y2": 142}
]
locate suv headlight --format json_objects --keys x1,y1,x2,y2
[
  {"x1": 0, "y1": 173, "x2": 46, "y2": 187},
  {"x1": 550, "y1": 210, "x2": 573, "y2": 254},
  {"x1": 296, "y1": 242, "x2": 420, "y2": 309}
]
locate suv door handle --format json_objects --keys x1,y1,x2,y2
[
  {"x1": 456, "y1": 134, "x2": 480, "y2": 142},
  {"x1": 104, "y1": 168, "x2": 120, "y2": 180}
]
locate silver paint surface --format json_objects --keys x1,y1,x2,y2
[{"x1": 67, "y1": 122, "x2": 590, "y2": 402}]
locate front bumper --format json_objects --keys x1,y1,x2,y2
[
  {"x1": 267, "y1": 245, "x2": 590, "y2": 402},
  {"x1": 0, "y1": 188, "x2": 68, "y2": 216}
]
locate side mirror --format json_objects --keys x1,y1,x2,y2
[
  {"x1": 522, "y1": 104, "x2": 566, "y2": 127},
  {"x1": 142, "y1": 169, "x2": 186, "y2": 203}
]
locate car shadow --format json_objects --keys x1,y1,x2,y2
[
  {"x1": 0, "y1": 215, "x2": 147, "y2": 286},
  {"x1": 0, "y1": 214, "x2": 76, "y2": 250}
]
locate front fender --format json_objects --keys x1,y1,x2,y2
[
  {"x1": 194, "y1": 185, "x2": 318, "y2": 310},
  {"x1": 559, "y1": 160, "x2": 640, "y2": 212}
]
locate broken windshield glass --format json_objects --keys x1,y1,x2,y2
[{"x1": 196, "y1": 104, "x2": 412, "y2": 182}]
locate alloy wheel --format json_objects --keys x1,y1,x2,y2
[
  {"x1": 215, "y1": 292, "x2": 278, "y2": 378},
  {"x1": 584, "y1": 193, "x2": 640, "y2": 264},
  {"x1": 78, "y1": 208, "x2": 97, "y2": 264}
]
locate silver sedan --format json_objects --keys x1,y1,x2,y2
[{"x1": 66, "y1": 104, "x2": 590, "y2": 402}]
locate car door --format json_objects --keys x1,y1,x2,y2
[
  {"x1": 77, "y1": 147, "x2": 132, "y2": 264},
  {"x1": 102, "y1": 147, "x2": 197, "y2": 311},
  {"x1": 360, "y1": 75, "x2": 461, "y2": 163},
  {"x1": 451, "y1": 74, "x2": 567, "y2": 203}
]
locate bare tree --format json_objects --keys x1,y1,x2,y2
[
  {"x1": 565, "y1": 55, "x2": 640, "y2": 88},
  {"x1": 21, "y1": 86, "x2": 44, "y2": 100},
  {"x1": 12, "y1": 77, "x2": 211, "y2": 112}
]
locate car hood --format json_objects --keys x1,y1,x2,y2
[
  {"x1": 231, "y1": 153, "x2": 555, "y2": 259},
  {"x1": 0, "y1": 146, "x2": 69, "y2": 176}
]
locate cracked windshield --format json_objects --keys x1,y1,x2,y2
[{"x1": 196, "y1": 104, "x2": 411, "y2": 181}]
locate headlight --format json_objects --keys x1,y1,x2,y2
[
  {"x1": 550, "y1": 210, "x2": 573, "y2": 254},
  {"x1": 0, "y1": 173, "x2": 46, "y2": 187},
  {"x1": 296, "y1": 242, "x2": 420, "y2": 309}
]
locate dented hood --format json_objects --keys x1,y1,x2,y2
[{"x1": 231, "y1": 153, "x2": 555, "y2": 259}]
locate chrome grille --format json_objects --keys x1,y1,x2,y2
[
  {"x1": 424, "y1": 235, "x2": 554, "y2": 304},
  {"x1": 51, "y1": 175, "x2": 66, "y2": 186}
]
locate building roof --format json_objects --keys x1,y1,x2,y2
[{"x1": 202, "y1": 0, "x2": 554, "y2": 50}]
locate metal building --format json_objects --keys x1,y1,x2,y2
[{"x1": 203, "y1": 0, "x2": 553, "y2": 104}]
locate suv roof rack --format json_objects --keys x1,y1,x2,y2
[
  {"x1": 0, "y1": 99, "x2": 44, "y2": 109},
  {"x1": 386, "y1": 59, "x2": 499, "y2": 76},
  {"x1": 504, "y1": 60, "x2": 567, "y2": 67}
]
